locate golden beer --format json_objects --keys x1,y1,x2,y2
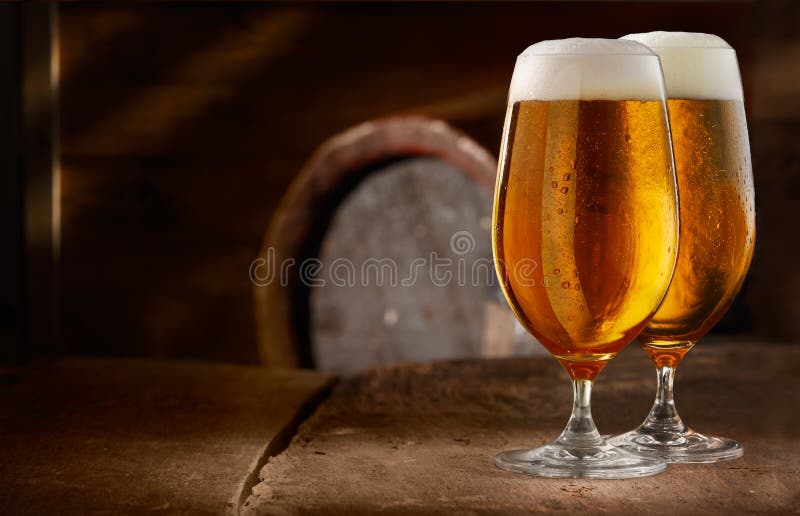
[
  {"x1": 491, "y1": 38, "x2": 675, "y2": 478},
  {"x1": 494, "y1": 99, "x2": 678, "y2": 379},
  {"x1": 640, "y1": 98, "x2": 755, "y2": 363},
  {"x1": 608, "y1": 31, "x2": 753, "y2": 463}
]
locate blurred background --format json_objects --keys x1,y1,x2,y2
[{"x1": 1, "y1": 0, "x2": 798, "y2": 369}]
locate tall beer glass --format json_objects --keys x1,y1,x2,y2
[
  {"x1": 492, "y1": 38, "x2": 678, "y2": 478},
  {"x1": 609, "y1": 32, "x2": 756, "y2": 462}
]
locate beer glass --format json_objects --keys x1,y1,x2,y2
[
  {"x1": 492, "y1": 38, "x2": 679, "y2": 478},
  {"x1": 609, "y1": 32, "x2": 755, "y2": 463}
]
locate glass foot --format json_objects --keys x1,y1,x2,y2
[
  {"x1": 495, "y1": 440, "x2": 667, "y2": 479},
  {"x1": 607, "y1": 428, "x2": 743, "y2": 463}
]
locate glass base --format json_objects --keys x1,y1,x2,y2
[
  {"x1": 607, "y1": 428, "x2": 743, "y2": 464},
  {"x1": 494, "y1": 440, "x2": 667, "y2": 479}
]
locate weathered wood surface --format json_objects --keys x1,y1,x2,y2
[
  {"x1": 0, "y1": 359, "x2": 333, "y2": 515},
  {"x1": 243, "y1": 340, "x2": 799, "y2": 514},
  {"x1": 254, "y1": 117, "x2": 497, "y2": 370},
  {"x1": 311, "y1": 155, "x2": 494, "y2": 373},
  {"x1": 311, "y1": 156, "x2": 543, "y2": 374}
]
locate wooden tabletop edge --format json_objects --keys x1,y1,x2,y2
[{"x1": 231, "y1": 375, "x2": 338, "y2": 515}]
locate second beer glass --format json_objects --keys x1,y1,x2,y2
[{"x1": 609, "y1": 31, "x2": 756, "y2": 463}]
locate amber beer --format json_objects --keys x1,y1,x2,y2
[
  {"x1": 494, "y1": 98, "x2": 678, "y2": 380},
  {"x1": 640, "y1": 98, "x2": 755, "y2": 364},
  {"x1": 491, "y1": 38, "x2": 677, "y2": 479},
  {"x1": 620, "y1": 33, "x2": 757, "y2": 366}
]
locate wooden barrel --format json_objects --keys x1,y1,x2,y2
[{"x1": 253, "y1": 116, "x2": 540, "y2": 371}]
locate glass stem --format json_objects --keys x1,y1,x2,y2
[
  {"x1": 640, "y1": 365, "x2": 688, "y2": 434},
  {"x1": 556, "y1": 378, "x2": 604, "y2": 448}
]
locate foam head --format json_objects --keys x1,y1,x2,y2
[
  {"x1": 509, "y1": 38, "x2": 666, "y2": 103},
  {"x1": 621, "y1": 32, "x2": 743, "y2": 100}
]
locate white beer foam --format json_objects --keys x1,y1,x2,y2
[
  {"x1": 621, "y1": 32, "x2": 743, "y2": 101},
  {"x1": 509, "y1": 38, "x2": 666, "y2": 102}
]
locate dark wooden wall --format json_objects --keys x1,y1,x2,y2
[
  {"x1": 0, "y1": 3, "x2": 23, "y2": 363},
  {"x1": 55, "y1": 1, "x2": 798, "y2": 363}
]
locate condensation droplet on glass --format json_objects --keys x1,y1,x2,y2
[
  {"x1": 560, "y1": 186, "x2": 569, "y2": 194},
  {"x1": 553, "y1": 268, "x2": 561, "y2": 275},
  {"x1": 552, "y1": 181, "x2": 558, "y2": 189},
  {"x1": 574, "y1": 283, "x2": 581, "y2": 291},
  {"x1": 563, "y1": 173, "x2": 571, "y2": 181},
  {"x1": 561, "y1": 281, "x2": 570, "y2": 289}
]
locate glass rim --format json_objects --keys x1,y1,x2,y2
[
  {"x1": 516, "y1": 52, "x2": 660, "y2": 59},
  {"x1": 644, "y1": 45, "x2": 738, "y2": 53}
]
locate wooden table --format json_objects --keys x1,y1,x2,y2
[
  {"x1": 242, "y1": 340, "x2": 799, "y2": 515},
  {"x1": 1, "y1": 341, "x2": 797, "y2": 514},
  {"x1": 0, "y1": 359, "x2": 333, "y2": 515}
]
